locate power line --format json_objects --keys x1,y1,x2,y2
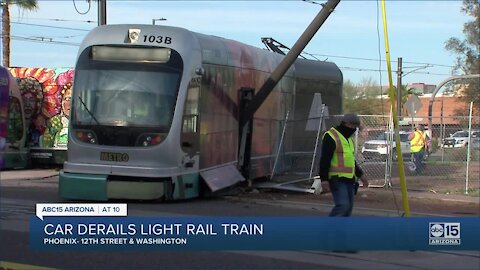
[
  {"x1": 308, "y1": 52, "x2": 455, "y2": 68},
  {"x1": 8, "y1": 36, "x2": 453, "y2": 76},
  {"x1": 12, "y1": 21, "x2": 90, "y2": 32},
  {"x1": 12, "y1": 16, "x2": 96, "y2": 23},
  {"x1": 10, "y1": 31, "x2": 84, "y2": 39},
  {"x1": 10, "y1": 23, "x2": 456, "y2": 70},
  {"x1": 6, "y1": 32, "x2": 457, "y2": 75},
  {"x1": 10, "y1": 35, "x2": 80, "y2": 46},
  {"x1": 338, "y1": 65, "x2": 450, "y2": 76},
  {"x1": 42, "y1": 34, "x2": 83, "y2": 39}
]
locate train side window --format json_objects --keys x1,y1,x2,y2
[
  {"x1": 6, "y1": 97, "x2": 24, "y2": 143},
  {"x1": 182, "y1": 83, "x2": 199, "y2": 133}
]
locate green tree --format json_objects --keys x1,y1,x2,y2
[
  {"x1": 343, "y1": 77, "x2": 383, "y2": 115},
  {"x1": 1, "y1": 0, "x2": 38, "y2": 67},
  {"x1": 394, "y1": 85, "x2": 418, "y2": 116},
  {"x1": 445, "y1": 0, "x2": 479, "y2": 105}
]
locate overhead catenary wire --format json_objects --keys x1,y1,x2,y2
[
  {"x1": 11, "y1": 25, "x2": 457, "y2": 70},
  {"x1": 12, "y1": 16, "x2": 96, "y2": 23},
  {"x1": 7, "y1": 34, "x2": 456, "y2": 74},
  {"x1": 72, "y1": 0, "x2": 92, "y2": 15},
  {"x1": 308, "y1": 53, "x2": 456, "y2": 69},
  {"x1": 7, "y1": 1, "x2": 456, "y2": 85},
  {"x1": 8, "y1": 32, "x2": 84, "y2": 39},
  {"x1": 10, "y1": 22, "x2": 455, "y2": 73},
  {"x1": 9, "y1": 35, "x2": 80, "y2": 46},
  {"x1": 338, "y1": 66, "x2": 451, "y2": 76},
  {"x1": 11, "y1": 22, "x2": 90, "y2": 32}
]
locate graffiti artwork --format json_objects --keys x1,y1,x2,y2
[{"x1": 8, "y1": 67, "x2": 74, "y2": 150}]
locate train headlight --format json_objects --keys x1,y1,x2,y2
[
  {"x1": 136, "y1": 133, "x2": 165, "y2": 147},
  {"x1": 128, "y1": 29, "x2": 141, "y2": 43},
  {"x1": 195, "y1": 67, "x2": 205, "y2": 76},
  {"x1": 75, "y1": 130, "x2": 98, "y2": 144}
]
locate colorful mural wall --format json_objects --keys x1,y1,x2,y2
[{"x1": 8, "y1": 67, "x2": 74, "y2": 149}]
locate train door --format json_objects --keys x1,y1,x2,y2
[{"x1": 181, "y1": 76, "x2": 201, "y2": 167}]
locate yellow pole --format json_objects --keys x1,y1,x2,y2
[{"x1": 381, "y1": 0, "x2": 410, "y2": 216}]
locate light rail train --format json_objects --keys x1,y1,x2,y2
[
  {"x1": 1, "y1": 66, "x2": 28, "y2": 169},
  {"x1": 59, "y1": 25, "x2": 343, "y2": 201},
  {"x1": 1, "y1": 67, "x2": 74, "y2": 169}
]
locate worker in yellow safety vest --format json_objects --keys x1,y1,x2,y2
[
  {"x1": 408, "y1": 124, "x2": 427, "y2": 175},
  {"x1": 319, "y1": 113, "x2": 369, "y2": 217}
]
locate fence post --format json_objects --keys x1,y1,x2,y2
[
  {"x1": 385, "y1": 110, "x2": 393, "y2": 186},
  {"x1": 270, "y1": 111, "x2": 289, "y2": 181},
  {"x1": 309, "y1": 105, "x2": 325, "y2": 179},
  {"x1": 465, "y1": 101, "x2": 474, "y2": 194}
]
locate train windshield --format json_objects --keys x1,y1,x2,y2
[{"x1": 72, "y1": 46, "x2": 183, "y2": 131}]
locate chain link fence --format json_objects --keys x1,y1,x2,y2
[
  {"x1": 358, "y1": 114, "x2": 479, "y2": 195},
  {"x1": 267, "y1": 112, "x2": 480, "y2": 197}
]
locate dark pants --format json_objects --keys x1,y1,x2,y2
[
  {"x1": 328, "y1": 177, "x2": 355, "y2": 217},
  {"x1": 413, "y1": 149, "x2": 425, "y2": 174}
]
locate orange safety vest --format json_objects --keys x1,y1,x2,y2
[{"x1": 324, "y1": 127, "x2": 355, "y2": 179}]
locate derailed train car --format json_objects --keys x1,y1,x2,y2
[{"x1": 59, "y1": 25, "x2": 342, "y2": 201}]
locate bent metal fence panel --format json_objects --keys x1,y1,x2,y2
[{"x1": 267, "y1": 113, "x2": 479, "y2": 197}]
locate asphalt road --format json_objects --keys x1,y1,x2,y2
[{"x1": 0, "y1": 172, "x2": 479, "y2": 270}]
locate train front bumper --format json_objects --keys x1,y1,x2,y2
[{"x1": 59, "y1": 170, "x2": 200, "y2": 201}]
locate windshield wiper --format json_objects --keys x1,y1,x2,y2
[{"x1": 78, "y1": 95, "x2": 100, "y2": 125}]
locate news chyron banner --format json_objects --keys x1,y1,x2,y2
[{"x1": 31, "y1": 203, "x2": 480, "y2": 251}]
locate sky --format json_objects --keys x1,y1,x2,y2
[{"x1": 2, "y1": 0, "x2": 469, "y2": 86}]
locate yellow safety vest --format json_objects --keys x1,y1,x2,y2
[
  {"x1": 410, "y1": 130, "x2": 426, "y2": 153},
  {"x1": 324, "y1": 127, "x2": 355, "y2": 179}
]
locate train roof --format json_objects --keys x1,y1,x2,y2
[
  {"x1": 294, "y1": 58, "x2": 343, "y2": 83},
  {"x1": 0, "y1": 66, "x2": 20, "y2": 97},
  {"x1": 78, "y1": 24, "x2": 341, "y2": 79}
]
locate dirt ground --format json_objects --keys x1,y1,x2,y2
[{"x1": 237, "y1": 176, "x2": 480, "y2": 217}]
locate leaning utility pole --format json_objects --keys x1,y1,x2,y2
[
  {"x1": 239, "y1": 0, "x2": 340, "y2": 127},
  {"x1": 237, "y1": 0, "x2": 340, "y2": 179}
]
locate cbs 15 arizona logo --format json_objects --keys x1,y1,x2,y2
[{"x1": 429, "y1": 222, "x2": 461, "y2": 245}]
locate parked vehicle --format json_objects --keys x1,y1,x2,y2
[
  {"x1": 442, "y1": 130, "x2": 480, "y2": 148},
  {"x1": 361, "y1": 131, "x2": 410, "y2": 161},
  {"x1": 470, "y1": 137, "x2": 480, "y2": 150}
]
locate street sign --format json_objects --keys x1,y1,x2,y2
[
  {"x1": 306, "y1": 93, "x2": 328, "y2": 131},
  {"x1": 404, "y1": 95, "x2": 423, "y2": 117}
]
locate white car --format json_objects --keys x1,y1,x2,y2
[
  {"x1": 472, "y1": 137, "x2": 480, "y2": 150},
  {"x1": 442, "y1": 130, "x2": 480, "y2": 148},
  {"x1": 361, "y1": 131, "x2": 411, "y2": 161}
]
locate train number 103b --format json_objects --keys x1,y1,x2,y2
[{"x1": 143, "y1": 35, "x2": 172, "y2": 44}]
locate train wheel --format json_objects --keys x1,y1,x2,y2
[{"x1": 199, "y1": 178, "x2": 215, "y2": 199}]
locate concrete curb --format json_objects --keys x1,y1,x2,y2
[{"x1": 0, "y1": 170, "x2": 59, "y2": 181}]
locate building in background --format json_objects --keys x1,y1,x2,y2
[{"x1": 408, "y1": 83, "x2": 436, "y2": 95}]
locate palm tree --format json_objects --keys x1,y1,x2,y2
[
  {"x1": 2, "y1": 0, "x2": 38, "y2": 67},
  {"x1": 395, "y1": 85, "x2": 420, "y2": 116}
]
